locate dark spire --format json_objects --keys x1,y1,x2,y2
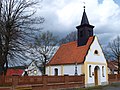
[
  {"x1": 76, "y1": 6, "x2": 94, "y2": 47},
  {"x1": 81, "y1": 6, "x2": 89, "y2": 25}
]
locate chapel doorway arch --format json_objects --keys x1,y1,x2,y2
[{"x1": 94, "y1": 66, "x2": 100, "y2": 86}]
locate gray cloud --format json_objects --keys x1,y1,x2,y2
[{"x1": 36, "y1": 0, "x2": 120, "y2": 46}]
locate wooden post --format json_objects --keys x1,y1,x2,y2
[
  {"x1": 64, "y1": 75, "x2": 69, "y2": 86},
  {"x1": 79, "y1": 75, "x2": 85, "y2": 87},
  {"x1": 12, "y1": 75, "x2": 19, "y2": 89},
  {"x1": 115, "y1": 74, "x2": 118, "y2": 82},
  {"x1": 43, "y1": 75, "x2": 48, "y2": 88}
]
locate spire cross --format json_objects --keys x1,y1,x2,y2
[{"x1": 83, "y1": 1, "x2": 86, "y2": 11}]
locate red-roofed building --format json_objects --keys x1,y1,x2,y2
[
  {"x1": 6, "y1": 69, "x2": 24, "y2": 76},
  {"x1": 107, "y1": 60, "x2": 118, "y2": 74},
  {"x1": 46, "y1": 7, "x2": 108, "y2": 87},
  {"x1": 48, "y1": 36, "x2": 94, "y2": 65}
]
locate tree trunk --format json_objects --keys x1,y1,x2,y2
[
  {"x1": 3, "y1": 34, "x2": 9, "y2": 75},
  {"x1": 43, "y1": 54, "x2": 47, "y2": 75},
  {"x1": 0, "y1": 63, "x2": 4, "y2": 75},
  {"x1": 4, "y1": 56, "x2": 8, "y2": 75},
  {"x1": 0, "y1": 0, "x2": 3, "y2": 76}
]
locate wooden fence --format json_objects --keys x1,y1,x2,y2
[
  {"x1": 2, "y1": 74, "x2": 120, "y2": 90},
  {"x1": 0, "y1": 75, "x2": 85, "y2": 90},
  {"x1": 108, "y1": 74, "x2": 120, "y2": 84}
]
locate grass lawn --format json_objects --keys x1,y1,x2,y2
[{"x1": 64, "y1": 83, "x2": 120, "y2": 90}]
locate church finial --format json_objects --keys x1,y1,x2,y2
[
  {"x1": 80, "y1": 2, "x2": 89, "y2": 25},
  {"x1": 83, "y1": 1, "x2": 85, "y2": 11}
]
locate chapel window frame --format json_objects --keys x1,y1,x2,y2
[
  {"x1": 102, "y1": 66, "x2": 105, "y2": 77},
  {"x1": 89, "y1": 65, "x2": 92, "y2": 77},
  {"x1": 54, "y1": 68, "x2": 58, "y2": 76}
]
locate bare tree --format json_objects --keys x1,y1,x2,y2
[
  {"x1": 31, "y1": 31, "x2": 58, "y2": 75},
  {"x1": 108, "y1": 36, "x2": 120, "y2": 74},
  {"x1": 0, "y1": 0, "x2": 44, "y2": 75},
  {"x1": 102, "y1": 46, "x2": 113, "y2": 60},
  {"x1": 60, "y1": 31, "x2": 77, "y2": 45}
]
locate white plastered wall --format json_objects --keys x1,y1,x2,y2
[
  {"x1": 85, "y1": 36, "x2": 108, "y2": 86},
  {"x1": 46, "y1": 64, "x2": 83, "y2": 76},
  {"x1": 27, "y1": 62, "x2": 42, "y2": 76}
]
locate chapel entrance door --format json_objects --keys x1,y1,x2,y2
[{"x1": 94, "y1": 66, "x2": 100, "y2": 86}]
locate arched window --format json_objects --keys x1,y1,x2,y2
[
  {"x1": 89, "y1": 65, "x2": 92, "y2": 77},
  {"x1": 94, "y1": 50, "x2": 99, "y2": 55},
  {"x1": 54, "y1": 68, "x2": 58, "y2": 76},
  {"x1": 102, "y1": 66, "x2": 104, "y2": 77}
]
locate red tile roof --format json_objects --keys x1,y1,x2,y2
[
  {"x1": 6, "y1": 69, "x2": 24, "y2": 76},
  {"x1": 47, "y1": 36, "x2": 95, "y2": 65}
]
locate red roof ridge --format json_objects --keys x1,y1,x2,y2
[
  {"x1": 47, "y1": 36, "x2": 95, "y2": 66},
  {"x1": 61, "y1": 41, "x2": 77, "y2": 46}
]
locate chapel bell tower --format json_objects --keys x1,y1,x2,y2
[{"x1": 76, "y1": 6, "x2": 94, "y2": 46}]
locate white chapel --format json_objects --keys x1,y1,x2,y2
[{"x1": 46, "y1": 7, "x2": 108, "y2": 87}]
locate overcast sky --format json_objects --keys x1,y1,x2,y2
[{"x1": 36, "y1": 0, "x2": 120, "y2": 46}]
